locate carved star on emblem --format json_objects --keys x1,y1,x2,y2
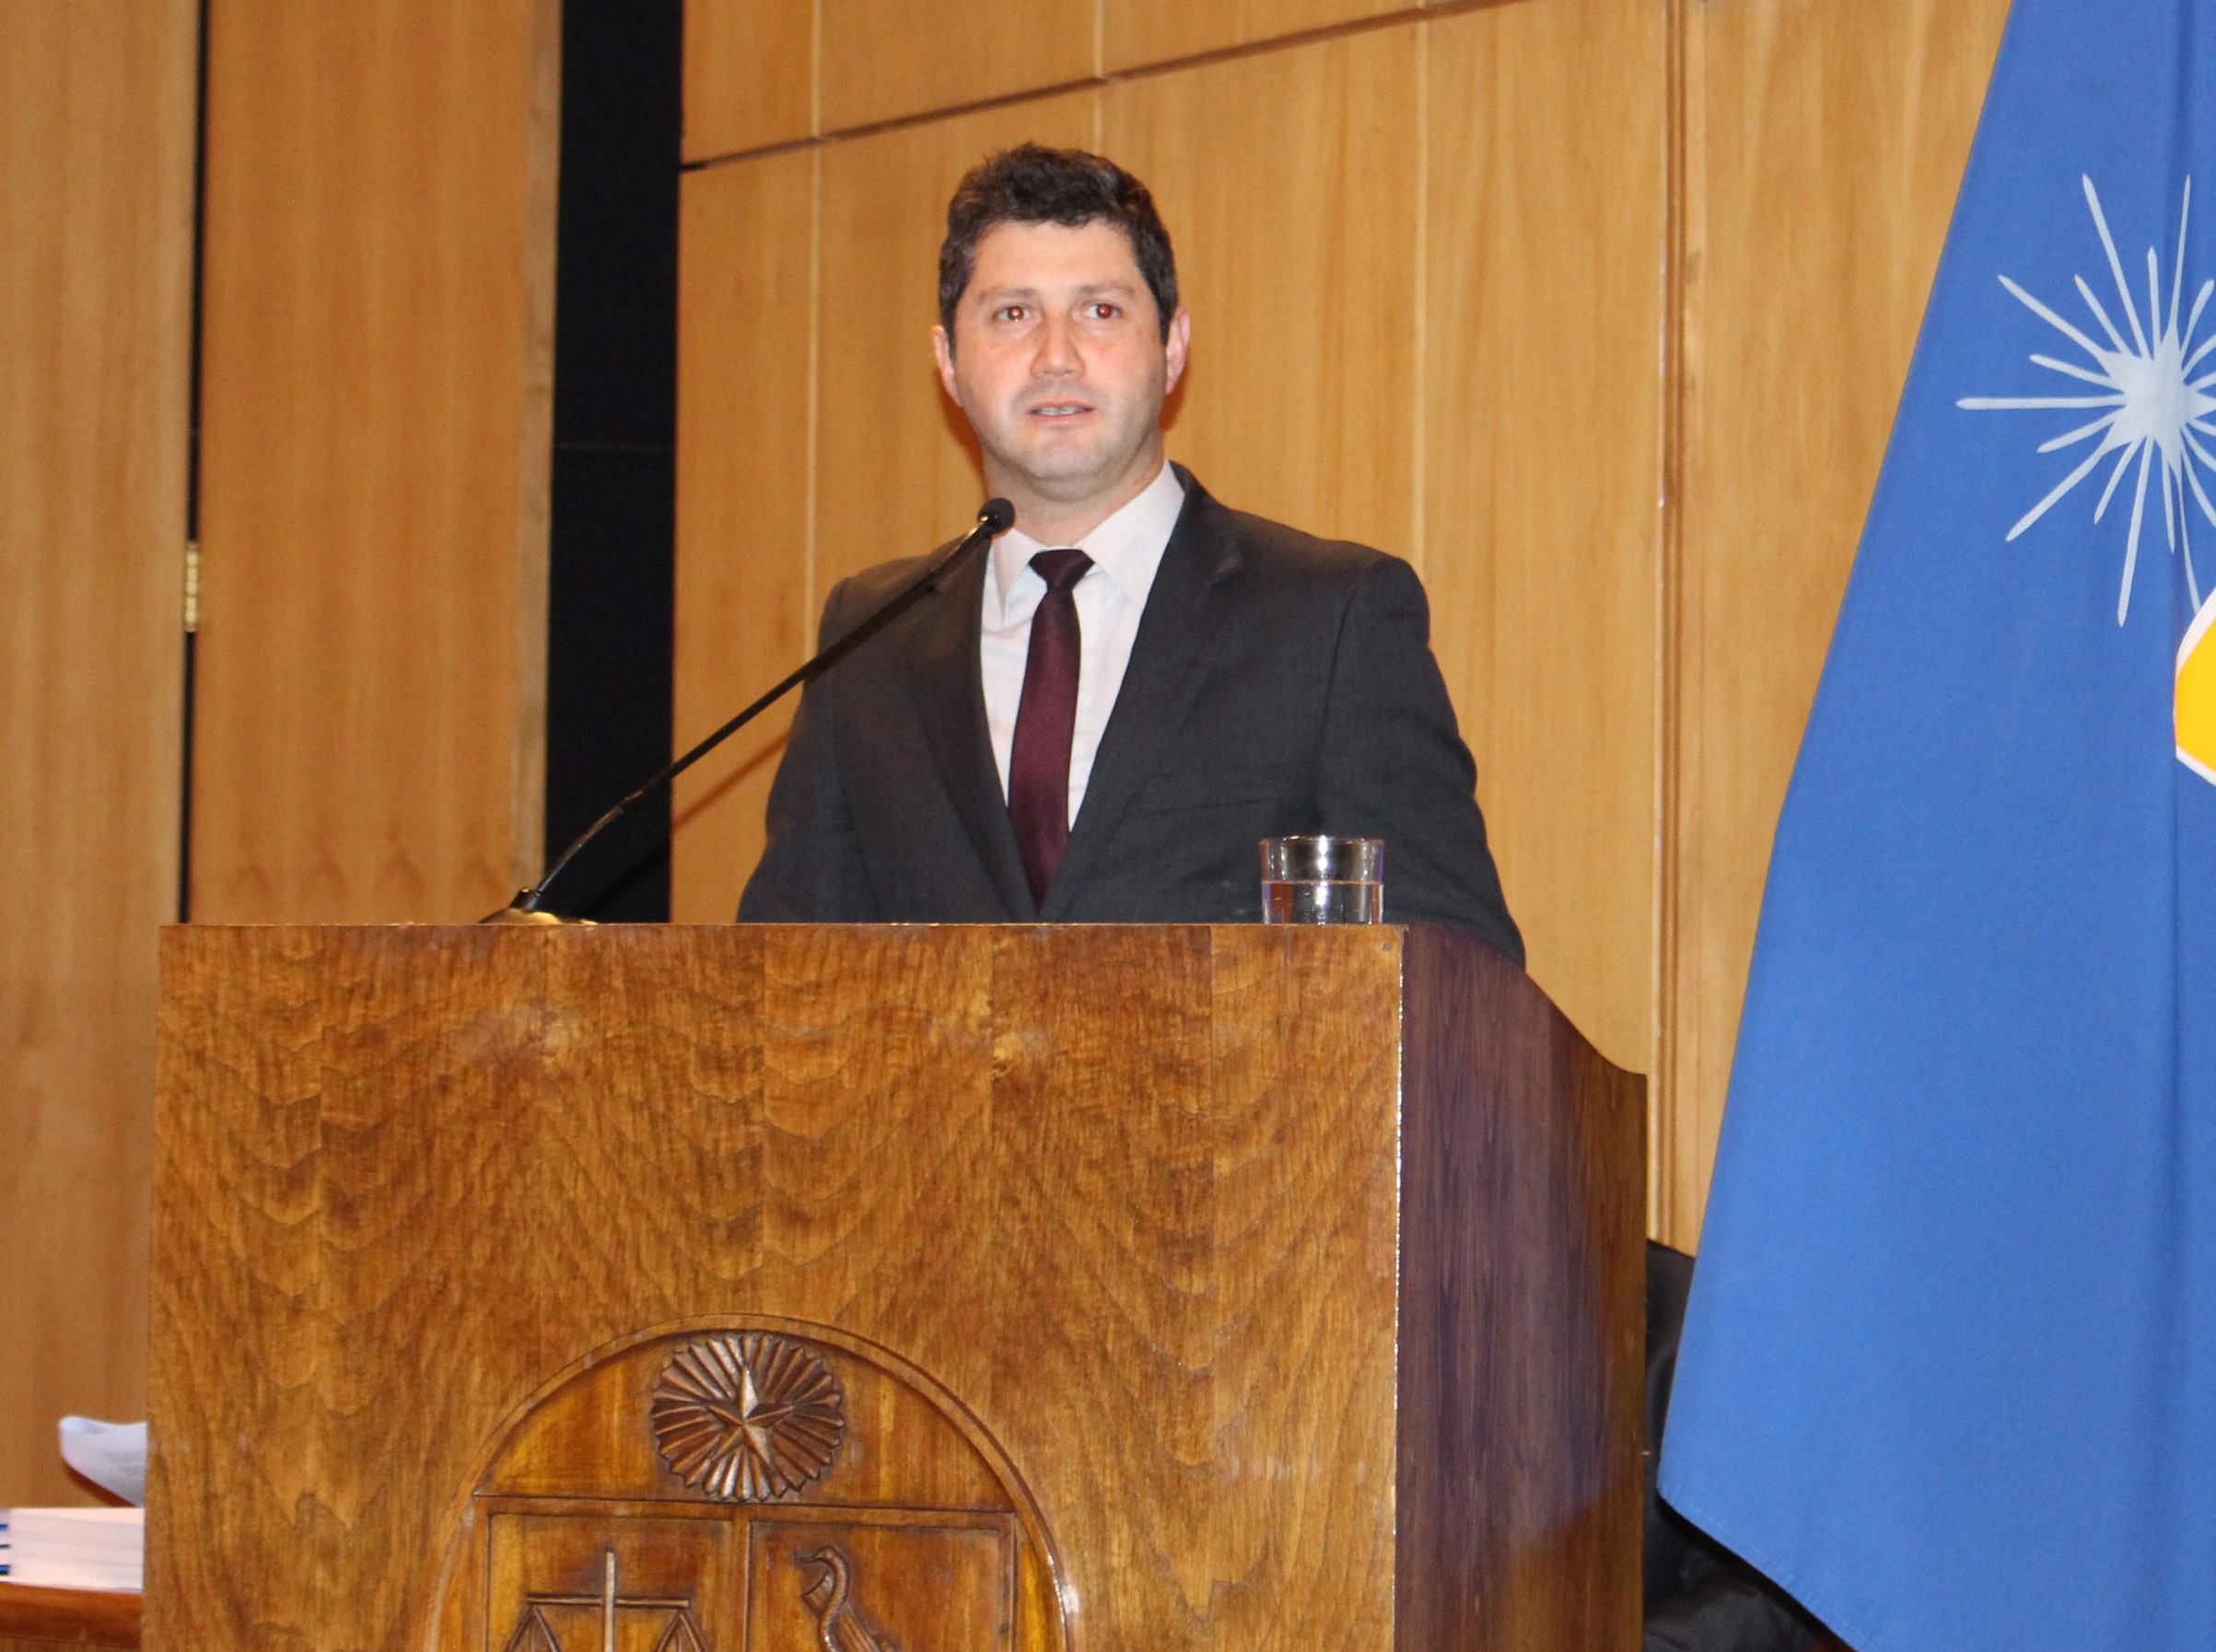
[{"x1": 649, "y1": 1332, "x2": 846, "y2": 1501}]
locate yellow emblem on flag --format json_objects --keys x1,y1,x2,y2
[{"x1": 2181, "y1": 594, "x2": 2216, "y2": 785}]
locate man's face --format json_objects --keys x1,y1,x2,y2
[{"x1": 933, "y1": 218, "x2": 1190, "y2": 535}]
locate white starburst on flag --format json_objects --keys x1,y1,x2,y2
[{"x1": 1960, "y1": 176, "x2": 2216, "y2": 624}]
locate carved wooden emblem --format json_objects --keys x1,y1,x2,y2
[
  {"x1": 650, "y1": 1332, "x2": 846, "y2": 1501},
  {"x1": 436, "y1": 1318, "x2": 1064, "y2": 1652},
  {"x1": 796, "y1": 1544, "x2": 900, "y2": 1652},
  {"x1": 499, "y1": 1549, "x2": 707, "y2": 1652}
]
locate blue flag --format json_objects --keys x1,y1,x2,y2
[{"x1": 1659, "y1": 4, "x2": 2216, "y2": 1649}]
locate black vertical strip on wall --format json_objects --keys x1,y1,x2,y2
[
  {"x1": 542, "y1": 0, "x2": 683, "y2": 920},
  {"x1": 178, "y1": 0, "x2": 214, "y2": 923}
]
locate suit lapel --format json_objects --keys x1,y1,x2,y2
[
  {"x1": 1041, "y1": 477, "x2": 1243, "y2": 919},
  {"x1": 903, "y1": 543, "x2": 1035, "y2": 918}
]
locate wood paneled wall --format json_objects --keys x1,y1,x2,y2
[
  {"x1": 189, "y1": 0, "x2": 561, "y2": 923},
  {"x1": 5, "y1": 0, "x2": 566, "y2": 1507},
  {"x1": 1656, "y1": 0, "x2": 2013, "y2": 1239},
  {"x1": 0, "y1": 2, "x2": 196, "y2": 1505},
  {"x1": 673, "y1": 0, "x2": 2011, "y2": 1244}
]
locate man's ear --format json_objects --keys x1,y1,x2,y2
[
  {"x1": 932, "y1": 325, "x2": 960, "y2": 401},
  {"x1": 1163, "y1": 307, "x2": 1192, "y2": 395}
]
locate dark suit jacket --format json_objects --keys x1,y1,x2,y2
[
  {"x1": 739, "y1": 470, "x2": 1522, "y2": 962},
  {"x1": 1645, "y1": 1241, "x2": 1823, "y2": 1652}
]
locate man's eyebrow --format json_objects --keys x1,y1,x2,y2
[{"x1": 971, "y1": 280, "x2": 1140, "y2": 302}]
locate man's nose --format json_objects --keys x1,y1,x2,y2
[{"x1": 1031, "y1": 316, "x2": 1079, "y2": 376}]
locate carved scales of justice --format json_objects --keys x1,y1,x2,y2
[
  {"x1": 499, "y1": 1543, "x2": 888, "y2": 1652},
  {"x1": 502, "y1": 1548, "x2": 706, "y2": 1652}
]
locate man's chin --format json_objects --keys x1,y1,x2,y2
[
  {"x1": 996, "y1": 451, "x2": 1118, "y2": 499},
  {"x1": 1012, "y1": 437, "x2": 1158, "y2": 487}
]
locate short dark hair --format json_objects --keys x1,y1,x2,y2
[{"x1": 938, "y1": 145, "x2": 1179, "y2": 343}]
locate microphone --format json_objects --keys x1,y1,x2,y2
[{"x1": 485, "y1": 497, "x2": 1016, "y2": 924}]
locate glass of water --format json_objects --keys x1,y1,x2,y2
[{"x1": 1259, "y1": 836, "x2": 1384, "y2": 924}]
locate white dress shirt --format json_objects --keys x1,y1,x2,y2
[{"x1": 981, "y1": 460, "x2": 1186, "y2": 825}]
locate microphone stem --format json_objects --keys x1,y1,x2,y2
[{"x1": 508, "y1": 509, "x2": 1004, "y2": 918}]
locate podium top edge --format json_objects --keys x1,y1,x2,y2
[{"x1": 157, "y1": 921, "x2": 1432, "y2": 935}]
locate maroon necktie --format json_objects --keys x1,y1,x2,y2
[{"x1": 1008, "y1": 548, "x2": 1092, "y2": 906}]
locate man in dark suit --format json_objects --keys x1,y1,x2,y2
[{"x1": 740, "y1": 144, "x2": 1520, "y2": 962}]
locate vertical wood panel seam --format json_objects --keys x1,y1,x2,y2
[
  {"x1": 510, "y1": 0, "x2": 566, "y2": 890},
  {"x1": 180, "y1": 0, "x2": 214, "y2": 924},
  {"x1": 1409, "y1": 17, "x2": 1428, "y2": 576},
  {"x1": 806, "y1": 150, "x2": 823, "y2": 634},
  {"x1": 1653, "y1": 0, "x2": 1693, "y2": 1246}
]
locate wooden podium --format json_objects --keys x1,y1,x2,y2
[{"x1": 147, "y1": 924, "x2": 1643, "y2": 1651}]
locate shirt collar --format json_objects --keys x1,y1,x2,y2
[{"x1": 990, "y1": 460, "x2": 1187, "y2": 613}]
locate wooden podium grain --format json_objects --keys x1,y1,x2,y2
[{"x1": 148, "y1": 924, "x2": 1642, "y2": 1650}]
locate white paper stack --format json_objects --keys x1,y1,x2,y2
[
  {"x1": 56, "y1": 1417, "x2": 146, "y2": 1507},
  {"x1": 0, "y1": 1507, "x2": 143, "y2": 1590}
]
